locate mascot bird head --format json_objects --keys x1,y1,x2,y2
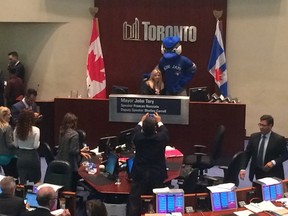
[{"x1": 161, "y1": 36, "x2": 182, "y2": 59}]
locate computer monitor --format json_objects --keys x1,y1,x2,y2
[
  {"x1": 118, "y1": 128, "x2": 135, "y2": 150},
  {"x1": 261, "y1": 182, "x2": 283, "y2": 201},
  {"x1": 210, "y1": 190, "x2": 237, "y2": 211},
  {"x1": 105, "y1": 152, "x2": 119, "y2": 180},
  {"x1": 155, "y1": 190, "x2": 184, "y2": 214},
  {"x1": 189, "y1": 86, "x2": 210, "y2": 102},
  {"x1": 112, "y1": 85, "x2": 129, "y2": 94},
  {"x1": 98, "y1": 136, "x2": 118, "y2": 157}
]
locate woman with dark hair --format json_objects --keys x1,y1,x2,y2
[
  {"x1": 55, "y1": 112, "x2": 90, "y2": 190},
  {"x1": 0, "y1": 106, "x2": 17, "y2": 178},
  {"x1": 13, "y1": 109, "x2": 40, "y2": 184}
]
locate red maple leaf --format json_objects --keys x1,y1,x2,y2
[
  {"x1": 215, "y1": 68, "x2": 222, "y2": 82},
  {"x1": 87, "y1": 51, "x2": 105, "y2": 82}
]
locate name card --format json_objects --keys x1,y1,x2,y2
[{"x1": 109, "y1": 94, "x2": 189, "y2": 124}]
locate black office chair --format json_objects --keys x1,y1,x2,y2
[
  {"x1": 183, "y1": 125, "x2": 226, "y2": 177},
  {"x1": 204, "y1": 151, "x2": 246, "y2": 187},
  {"x1": 42, "y1": 142, "x2": 55, "y2": 166},
  {"x1": 177, "y1": 168, "x2": 199, "y2": 193},
  {"x1": 44, "y1": 160, "x2": 72, "y2": 191}
]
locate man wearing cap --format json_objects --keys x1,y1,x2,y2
[{"x1": 158, "y1": 36, "x2": 196, "y2": 96}]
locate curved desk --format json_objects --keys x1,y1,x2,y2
[{"x1": 78, "y1": 155, "x2": 183, "y2": 194}]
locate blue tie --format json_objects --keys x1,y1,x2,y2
[{"x1": 257, "y1": 135, "x2": 266, "y2": 167}]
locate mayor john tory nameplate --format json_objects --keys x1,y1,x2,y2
[{"x1": 109, "y1": 94, "x2": 189, "y2": 124}]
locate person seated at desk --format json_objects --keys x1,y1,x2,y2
[
  {"x1": 140, "y1": 68, "x2": 165, "y2": 95},
  {"x1": 21, "y1": 186, "x2": 71, "y2": 216},
  {"x1": 55, "y1": 112, "x2": 91, "y2": 191},
  {"x1": 127, "y1": 112, "x2": 169, "y2": 216},
  {"x1": 0, "y1": 176, "x2": 27, "y2": 216},
  {"x1": 86, "y1": 199, "x2": 108, "y2": 216}
]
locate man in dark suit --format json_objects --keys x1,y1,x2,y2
[
  {"x1": 21, "y1": 186, "x2": 70, "y2": 216},
  {"x1": 8, "y1": 51, "x2": 25, "y2": 82},
  {"x1": 127, "y1": 112, "x2": 169, "y2": 216},
  {"x1": 11, "y1": 88, "x2": 42, "y2": 126},
  {"x1": 0, "y1": 176, "x2": 27, "y2": 216},
  {"x1": 239, "y1": 115, "x2": 288, "y2": 183}
]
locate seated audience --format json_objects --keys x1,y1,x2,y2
[
  {"x1": 86, "y1": 199, "x2": 108, "y2": 216},
  {"x1": 55, "y1": 113, "x2": 91, "y2": 191},
  {"x1": 13, "y1": 109, "x2": 41, "y2": 184},
  {"x1": 5, "y1": 65, "x2": 25, "y2": 108},
  {"x1": 21, "y1": 186, "x2": 71, "y2": 216},
  {"x1": 0, "y1": 106, "x2": 18, "y2": 178},
  {"x1": 0, "y1": 176, "x2": 26, "y2": 216},
  {"x1": 140, "y1": 68, "x2": 165, "y2": 95},
  {"x1": 11, "y1": 88, "x2": 42, "y2": 127}
]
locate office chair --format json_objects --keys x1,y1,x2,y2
[
  {"x1": 204, "y1": 151, "x2": 246, "y2": 187},
  {"x1": 44, "y1": 160, "x2": 72, "y2": 191},
  {"x1": 183, "y1": 125, "x2": 226, "y2": 178},
  {"x1": 177, "y1": 168, "x2": 199, "y2": 193},
  {"x1": 42, "y1": 142, "x2": 55, "y2": 165}
]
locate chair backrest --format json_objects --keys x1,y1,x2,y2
[
  {"x1": 211, "y1": 125, "x2": 225, "y2": 160},
  {"x1": 182, "y1": 168, "x2": 199, "y2": 193},
  {"x1": 44, "y1": 160, "x2": 72, "y2": 191},
  {"x1": 223, "y1": 151, "x2": 246, "y2": 187},
  {"x1": 42, "y1": 142, "x2": 55, "y2": 165}
]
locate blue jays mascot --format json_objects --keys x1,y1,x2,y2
[{"x1": 158, "y1": 36, "x2": 196, "y2": 95}]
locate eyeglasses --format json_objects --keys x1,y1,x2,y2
[{"x1": 258, "y1": 123, "x2": 269, "y2": 127}]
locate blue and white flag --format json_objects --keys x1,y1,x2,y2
[{"x1": 208, "y1": 20, "x2": 228, "y2": 97}]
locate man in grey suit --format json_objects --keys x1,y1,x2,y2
[
  {"x1": 0, "y1": 176, "x2": 26, "y2": 216},
  {"x1": 239, "y1": 115, "x2": 288, "y2": 182}
]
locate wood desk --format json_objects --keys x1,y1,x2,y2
[
  {"x1": 78, "y1": 155, "x2": 183, "y2": 194},
  {"x1": 53, "y1": 98, "x2": 245, "y2": 159}
]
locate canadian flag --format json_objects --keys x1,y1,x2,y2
[{"x1": 86, "y1": 18, "x2": 106, "y2": 98}]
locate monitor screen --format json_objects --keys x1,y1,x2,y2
[
  {"x1": 210, "y1": 191, "x2": 237, "y2": 211},
  {"x1": 126, "y1": 156, "x2": 134, "y2": 179},
  {"x1": 262, "y1": 182, "x2": 283, "y2": 201},
  {"x1": 98, "y1": 136, "x2": 118, "y2": 155},
  {"x1": 118, "y1": 128, "x2": 135, "y2": 149},
  {"x1": 189, "y1": 86, "x2": 210, "y2": 102},
  {"x1": 156, "y1": 192, "x2": 184, "y2": 213},
  {"x1": 112, "y1": 85, "x2": 129, "y2": 94},
  {"x1": 105, "y1": 152, "x2": 119, "y2": 179}
]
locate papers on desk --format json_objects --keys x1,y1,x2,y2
[
  {"x1": 257, "y1": 177, "x2": 281, "y2": 185},
  {"x1": 244, "y1": 200, "x2": 288, "y2": 215},
  {"x1": 51, "y1": 209, "x2": 64, "y2": 216},
  {"x1": 233, "y1": 210, "x2": 254, "y2": 216},
  {"x1": 90, "y1": 147, "x2": 102, "y2": 155},
  {"x1": 165, "y1": 146, "x2": 183, "y2": 158},
  {"x1": 207, "y1": 183, "x2": 236, "y2": 192}
]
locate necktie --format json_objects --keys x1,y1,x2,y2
[{"x1": 257, "y1": 135, "x2": 266, "y2": 167}]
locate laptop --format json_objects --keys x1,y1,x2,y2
[
  {"x1": 126, "y1": 156, "x2": 134, "y2": 180},
  {"x1": 105, "y1": 152, "x2": 119, "y2": 180},
  {"x1": 210, "y1": 190, "x2": 237, "y2": 211},
  {"x1": 155, "y1": 190, "x2": 184, "y2": 214}
]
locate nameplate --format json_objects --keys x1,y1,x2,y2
[{"x1": 109, "y1": 94, "x2": 189, "y2": 124}]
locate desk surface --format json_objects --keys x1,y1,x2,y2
[{"x1": 78, "y1": 155, "x2": 183, "y2": 194}]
